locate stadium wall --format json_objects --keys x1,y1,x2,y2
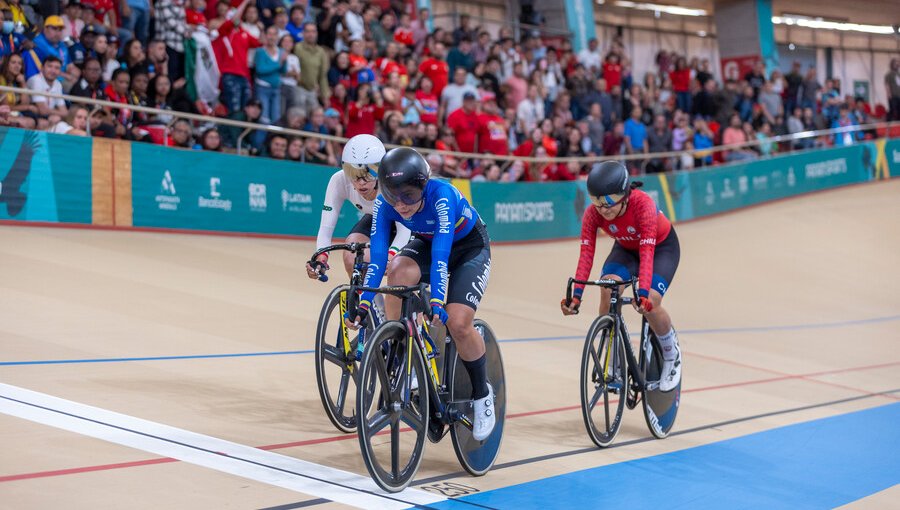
[{"x1": 0, "y1": 126, "x2": 897, "y2": 242}]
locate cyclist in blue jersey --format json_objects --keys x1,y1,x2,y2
[{"x1": 345, "y1": 147, "x2": 496, "y2": 441}]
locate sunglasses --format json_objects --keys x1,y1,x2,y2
[{"x1": 590, "y1": 193, "x2": 627, "y2": 209}]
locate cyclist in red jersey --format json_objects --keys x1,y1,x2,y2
[{"x1": 561, "y1": 161, "x2": 682, "y2": 391}]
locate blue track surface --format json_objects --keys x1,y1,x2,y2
[{"x1": 433, "y1": 403, "x2": 900, "y2": 510}]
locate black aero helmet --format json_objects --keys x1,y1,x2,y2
[
  {"x1": 378, "y1": 147, "x2": 430, "y2": 205},
  {"x1": 587, "y1": 160, "x2": 630, "y2": 207}
]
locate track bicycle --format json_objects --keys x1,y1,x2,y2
[
  {"x1": 566, "y1": 277, "x2": 681, "y2": 448},
  {"x1": 352, "y1": 283, "x2": 506, "y2": 492},
  {"x1": 309, "y1": 243, "x2": 383, "y2": 433}
]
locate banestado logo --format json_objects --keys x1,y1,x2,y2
[
  {"x1": 494, "y1": 201, "x2": 554, "y2": 223},
  {"x1": 805, "y1": 158, "x2": 847, "y2": 179},
  {"x1": 198, "y1": 177, "x2": 232, "y2": 211},
  {"x1": 281, "y1": 189, "x2": 313, "y2": 213},
  {"x1": 248, "y1": 183, "x2": 267, "y2": 212},
  {"x1": 156, "y1": 170, "x2": 180, "y2": 211}
]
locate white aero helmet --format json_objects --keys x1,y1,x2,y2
[{"x1": 341, "y1": 134, "x2": 386, "y2": 181}]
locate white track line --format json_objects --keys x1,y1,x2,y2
[{"x1": 0, "y1": 383, "x2": 443, "y2": 509}]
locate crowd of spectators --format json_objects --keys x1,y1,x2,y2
[{"x1": 0, "y1": 0, "x2": 897, "y2": 180}]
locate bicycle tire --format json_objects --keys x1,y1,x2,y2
[
  {"x1": 314, "y1": 285, "x2": 373, "y2": 433},
  {"x1": 640, "y1": 327, "x2": 680, "y2": 439},
  {"x1": 449, "y1": 319, "x2": 506, "y2": 476},
  {"x1": 580, "y1": 315, "x2": 627, "y2": 448},
  {"x1": 357, "y1": 321, "x2": 429, "y2": 493}
]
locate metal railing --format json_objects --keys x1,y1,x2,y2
[{"x1": 2, "y1": 85, "x2": 898, "y2": 168}]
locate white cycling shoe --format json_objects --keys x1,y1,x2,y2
[
  {"x1": 659, "y1": 346, "x2": 682, "y2": 392},
  {"x1": 472, "y1": 384, "x2": 496, "y2": 441}
]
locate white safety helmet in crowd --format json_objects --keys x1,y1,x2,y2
[{"x1": 341, "y1": 134, "x2": 386, "y2": 182}]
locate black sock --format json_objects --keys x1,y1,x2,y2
[{"x1": 463, "y1": 354, "x2": 489, "y2": 400}]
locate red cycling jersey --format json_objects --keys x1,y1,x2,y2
[{"x1": 575, "y1": 189, "x2": 672, "y2": 296}]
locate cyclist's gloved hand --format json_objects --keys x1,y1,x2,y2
[
  {"x1": 306, "y1": 256, "x2": 329, "y2": 280},
  {"x1": 635, "y1": 289, "x2": 654, "y2": 313},
  {"x1": 561, "y1": 289, "x2": 582, "y2": 315},
  {"x1": 344, "y1": 301, "x2": 369, "y2": 330},
  {"x1": 430, "y1": 303, "x2": 448, "y2": 325}
]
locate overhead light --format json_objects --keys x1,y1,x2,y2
[
  {"x1": 788, "y1": 43, "x2": 796, "y2": 50},
  {"x1": 698, "y1": 30, "x2": 707, "y2": 37},
  {"x1": 613, "y1": 1, "x2": 707, "y2": 17},
  {"x1": 772, "y1": 15, "x2": 895, "y2": 35}
]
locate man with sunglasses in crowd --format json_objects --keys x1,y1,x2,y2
[
  {"x1": 561, "y1": 161, "x2": 682, "y2": 392},
  {"x1": 345, "y1": 146, "x2": 497, "y2": 441}
]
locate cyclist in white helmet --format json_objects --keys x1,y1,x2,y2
[{"x1": 306, "y1": 134, "x2": 412, "y2": 279}]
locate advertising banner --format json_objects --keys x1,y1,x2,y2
[
  {"x1": 0, "y1": 127, "x2": 92, "y2": 224},
  {"x1": 470, "y1": 180, "x2": 586, "y2": 242},
  {"x1": 131, "y1": 144, "x2": 360, "y2": 236},
  {"x1": 687, "y1": 144, "x2": 872, "y2": 217}
]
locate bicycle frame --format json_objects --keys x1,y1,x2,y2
[
  {"x1": 567, "y1": 277, "x2": 649, "y2": 393},
  {"x1": 350, "y1": 282, "x2": 473, "y2": 433}
]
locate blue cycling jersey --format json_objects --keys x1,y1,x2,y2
[{"x1": 360, "y1": 179, "x2": 480, "y2": 308}]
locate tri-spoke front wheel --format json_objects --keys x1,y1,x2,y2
[
  {"x1": 315, "y1": 286, "x2": 372, "y2": 433},
  {"x1": 580, "y1": 316, "x2": 627, "y2": 448},
  {"x1": 357, "y1": 321, "x2": 429, "y2": 492}
]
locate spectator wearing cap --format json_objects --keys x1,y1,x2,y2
[
  {"x1": 446, "y1": 36, "x2": 475, "y2": 77},
  {"x1": 293, "y1": 22, "x2": 330, "y2": 116},
  {"x1": 419, "y1": 41, "x2": 449, "y2": 99},
  {"x1": 122, "y1": 0, "x2": 151, "y2": 44},
  {"x1": 477, "y1": 93, "x2": 509, "y2": 156},
  {"x1": 24, "y1": 16, "x2": 73, "y2": 80},
  {"x1": 286, "y1": 5, "x2": 305, "y2": 42},
  {"x1": 221, "y1": 98, "x2": 263, "y2": 152},
  {"x1": 446, "y1": 91, "x2": 479, "y2": 154},
  {"x1": 212, "y1": 0, "x2": 262, "y2": 114},
  {"x1": 26, "y1": 55, "x2": 68, "y2": 129},
  {"x1": 439, "y1": 67, "x2": 478, "y2": 120},
  {"x1": 61, "y1": 0, "x2": 84, "y2": 40},
  {"x1": 154, "y1": 0, "x2": 187, "y2": 81}
]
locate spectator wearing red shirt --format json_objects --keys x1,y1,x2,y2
[
  {"x1": 446, "y1": 91, "x2": 479, "y2": 153},
  {"x1": 212, "y1": 0, "x2": 262, "y2": 114},
  {"x1": 374, "y1": 42, "x2": 407, "y2": 85},
  {"x1": 394, "y1": 13, "x2": 414, "y2": 48},
  {"x1": 346, "y1": 82, "x2": 385, "y2": 138},
  {"x1": 670, "y1": 56, "x2": 692, "y2": 113},
  {"x1": 601, "y1": 53, "x2": 622, "y2": 92},
  {"x1": 415, "y1": 75, "x2": 439, "y2": 124},
  {"x1": 347, "y1": 38, "x2": 370, "y2": 88},
  {"x1": 477, "y1": 94, "x2": 509, "y2": 156},
  {"x1": 418, "y1": 41, "x2": 449, "y2": 98},
  {"x1": 185, "y1": 0, "x2": 208, "y2": 26}
]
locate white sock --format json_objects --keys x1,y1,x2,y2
[{"x1": 657, "y1": 328, "x2": 679, "y2": 361}]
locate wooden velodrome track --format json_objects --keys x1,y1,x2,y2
[{"x1": 1, "y1": 180, "x2": 898, "y2": 509}]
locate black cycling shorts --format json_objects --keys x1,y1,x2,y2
[
  {"x1": 348, "y1": 213, "x2": 396, "y2": 240},
  {"x1": 397, "y1": 220, "x2": 491, "y2": 311},
  {"x1": 601, "y1": 228, "x2": 680, "y2": 296}
]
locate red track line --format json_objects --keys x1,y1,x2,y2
[{"x1": 2, "y1": 358, "x2": 896, "y2": 483}]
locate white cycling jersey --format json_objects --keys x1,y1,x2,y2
[{"x1": 316, "y1": 170, "x2": 411, "y2": 252}]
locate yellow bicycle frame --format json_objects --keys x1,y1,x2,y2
[{"x1": 339, "y1": 290, "x2": 354, "y2": 371}]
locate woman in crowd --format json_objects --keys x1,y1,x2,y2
[
  {"x1": 279, "y1": 34, "x2": 301, "y2": 114},
  {"x1": 0, "y1": 53, "x2": 37, "y2": 129},
  {"x1": 120, "y1": 39, "x2": 146, "y2": 72},
  {"x1": 198, "y1": 127, "x2": 223, "y2": 152},
  {"x1": 254, "y1": 25, "x2": 287, "y2": 125},
  {"x1": 50, "y1": 105, "x2": 89, "y2": 136}
]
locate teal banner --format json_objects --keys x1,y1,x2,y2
[
  {"x1": 685, "y1": 144, "x2": 873, "y2": 217},
  {"x1": 0, "y1": 127, "x2": 92, "y2": 223},
  {"x1": 131, "y1": 145, "x2": 360, "y2": 236},
  {"x1": 471, "y1": 180, "x2": 587, "y2": 242},
  {"x1": 884, "y1": 139, "x2": 900, "y2": 178}
]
